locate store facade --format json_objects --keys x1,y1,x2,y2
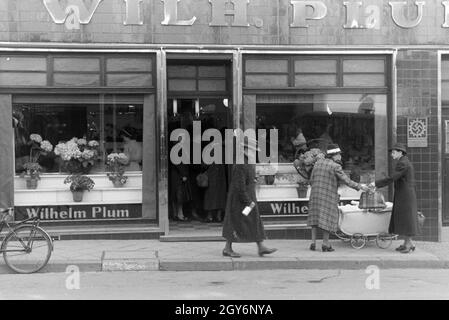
[{"x1": 0, "y1": 0, "x2": 445, "y2": 241}]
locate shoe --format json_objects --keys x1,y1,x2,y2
[
  {"x1": 400, "y1": 246, "x2": 416, "y2": 254},
  {"x1": 176, "y1": 216, "x2": 189, "y2": 221},
  {"x1": 310, "y1": 243, "x2": 316, "y2": 251},
  {"x1": 258, "y1": 247, "x2": 277, "y2": 256},
  {"x1": 395, "y1": 245, "x2": 406, "y2": 251},
  {"x1": 205, "y1": 217, "x2": 213, "y2": 223},
  {"x1": 222, "y1": 249, "x2": 241, "y2": 258},
  {"x1": 322, "y1": 245, "x2": 335, "y2": 252}
]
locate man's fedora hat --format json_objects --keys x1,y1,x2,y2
[
  {"x1": 327, "y1": 143, "x2": 342, "y2": 155},
  {"x1": 389, "y1": 143, "x2": 407, "y2": 154}
]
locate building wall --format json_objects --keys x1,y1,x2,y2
[
  {"x1": 0, "y1": 0, "x2": 445, "y2": 241},
  {"x1": 396, "y1": 50, "x2": 439, "y2": 241}
]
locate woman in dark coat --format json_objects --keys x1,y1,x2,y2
[
  {"x1": 221, "y1": 139, "x2": 277, "y2": 258},
  {"x1": 169, "y1": 162, "x2": 191, "y2": 221},
  {"x1": 204, "y1": 141, "x2": 227, "y2": 222},
  {"x1": 373, "y1": 143, "x2": 418, "y2": 253},
  {"x1": 204, "y1": 163, "x2": 227, "y2": 222}
]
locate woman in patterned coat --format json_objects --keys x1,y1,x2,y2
[
  {"x1": 221, "y1": 138, "x2": 277, "y2": 258},
  {"x1": 308, "y1": 144, "x2": 368, "y2": 252}
]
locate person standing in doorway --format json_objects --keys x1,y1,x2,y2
[
  {"x1": 204, "y1": 141, "x2": 227, "y2": 222},
  {"x1": 371, "y1": 143, "x2": 418, "y2": 253},
  {"x1": 221, "y1": 137, "x2": 277, "y2": 258},
  {"x1": 308, "y1": 143, "x2": 369, "y2": 252}
]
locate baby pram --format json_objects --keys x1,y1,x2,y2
[{"x1": 335, "y1": 202, "x2": 398, "y2": 249}]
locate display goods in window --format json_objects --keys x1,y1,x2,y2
[
  {"x1": 106, "y1": 152, "x2": 129, "y2": 187},
  {"x1": 64, "y1": 174, "x2": 95, "y2": 202},
  {"x1": 54, "y1": 137, "x2": 100, "y2": 174},
  {"x1": 18, "y1": 134, "x2": 53, "y2": 189}
]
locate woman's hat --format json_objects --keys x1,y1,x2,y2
[
  {"x1": 327, "y1": 143, "x2": 342, "y2": 155},
  {"x1": 389, "y1": 143, "x2": 407, "y2": 154}
]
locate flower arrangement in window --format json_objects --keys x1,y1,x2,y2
[
  {"x1": 106, "y1": 152, "x2": 129, "y2": 187},
  {"x1": 64, "y1": 174, "x2": 95, "y2": 192},
  {"x1": 64, "y1": 174, "x2": 95, "y2": 202},
  {"x1": 54, "y1": 137, "x2": 100, "y2": 174},
  {"x1": 293, "y1": 148, "x2": 325, "y2": 180},
  {"x1": 19, "y1": 134, "x2": 53, "y2": 189}
]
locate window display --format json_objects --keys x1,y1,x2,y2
[
  {"x1": 256, "y1": 93, "x2": 388, "y2": 183},
  {"x1": 13, "y1": 100, "x2": 143, "y2": 176}
]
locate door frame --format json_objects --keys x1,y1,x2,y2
[{"x1": 160, "y1": 52, "x2": 236, "y2": 235}]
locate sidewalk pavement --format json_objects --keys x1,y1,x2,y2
[{"x1": 1, "y1": 239, "x2": 449, "y2": 274}]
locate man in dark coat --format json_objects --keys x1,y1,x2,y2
[
  {"x1": 221, "y1": 137, "x2": 277, "y2": 258},
  {"x1": 308, "y1": 143, "x2": 368, "y2": 252},
  {"x1": 372, "y1": 143, "x2": 418, "y2": 253}
]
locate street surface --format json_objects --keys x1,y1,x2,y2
[{"x1": 0, "y1": 269, "x2": 448, "y2": 300}]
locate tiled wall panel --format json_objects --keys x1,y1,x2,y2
[{"x1": 396, "y1": 50, "x2": 439, "y2": 241}]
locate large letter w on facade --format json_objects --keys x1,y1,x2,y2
[{"x1": 43, "y1": 0, "x2": 103, "y2": 25}]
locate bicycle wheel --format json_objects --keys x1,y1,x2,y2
[{"x1": 2, "y1": 225, "x2": 52, "y2": 274}]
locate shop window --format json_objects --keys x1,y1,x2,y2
[
  {"x1": 246, "y1": 59, "x2": 289, "y2": 73},
  {"x1": 13, "y1": 100, "x2": 143, "y2": 175},
  {"x1": 294, "y1": 59, "x2": 337, "y2": 87},
  {"x1": 244, "y1": 59, "x2": 289, "y2": 88},
  {"x1": 256, "y1": 93, "x2": 388, "y2": 182},
  {"x1": 0, "y1": 54, "x2": 154, "y2": 88},
  {"x1": 0, "y1": 55, "x2": 47, "y2": 86},
  {"x1": 105, "y1": 57, "x2": 153, "y2": 87},
  {"x1": 244, "y1": 55, "x2": 387, "y2": 89},
  {"x1": 246, "y1": 75, "x2": 289, "y2": 88},
  {"x1": 53, "y1": 57, "x2": 101, "y2": 87},
  {"x1": 167, "y1": 63, "x2": 228, "y2": 93},
  {"x1": 342, "y1": 59, "x2": 386, "y2": 87}
]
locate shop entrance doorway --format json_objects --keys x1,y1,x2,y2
[{"x1": 167, "y1": 98, "x2": 231, "y2": 227}]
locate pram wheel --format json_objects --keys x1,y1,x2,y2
[
  {"x1": 376, "y1": 232, "x2": 393, "y2": 249},
  {"x1": 350, "y1": 233, "x2": 366, "y2": 249}
]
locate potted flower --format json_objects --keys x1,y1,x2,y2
[
  {"x1": 54, "y1": 137, "x2": 100, "y2": 174},
  {"x1": 64, "y1": 174, "x2": 95, "y2": 202},
  {"x1": 19, "y1": 134, "x2": 53, "y2": 189},
  {"x1": 106, "y1": 153, "x2": 129, "y2": 187},
  {"x1": 20, "y1": 162, "x2": 43, "y2": 189}
]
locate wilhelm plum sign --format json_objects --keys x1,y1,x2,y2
[{"x1": 42, "y1": 0, "x2": 449, "y2": 30}]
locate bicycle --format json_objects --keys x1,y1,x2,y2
[{"x1": 0, "y1": 207, "x2": 53, "y2": 274}]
